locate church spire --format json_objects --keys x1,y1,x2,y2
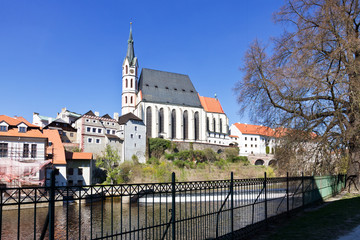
[{"x1": 126, "y1": 22, "x2": 135, "y2": 65}]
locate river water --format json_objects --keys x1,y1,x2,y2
[{"x1": 1, "y1": 190, "x2": 299, "y2": 240}]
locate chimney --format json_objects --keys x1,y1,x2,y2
[
  {"x1": 113, "y1": 112, "x2": 119, "y2": 120},
  {"x1": 95, "y1": 111, "x2": 100, "y2": 117}
]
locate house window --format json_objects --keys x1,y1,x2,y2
[
  {"x1": 135, "y1": 126, "x2": 137, "y2": 131},
  {"x1": 126, "y1": 78, "x2": 128, "y2": 88},
  {"x1": 86, "y1": 119, "x2": 90, "y2": 122},
  {"x1": 245, "y1": 144, "x2": 247, "y2": 147},
  {"x1": 93, "y1": 120, "x2": 97, "y2": 123},
  {"x1": 112, "y1": 123, "x2": 115, "y2": 126},
  {"x1": 125, "y1": 96, "x2": 128, "y2": 103},
  {"x1": 251, "y1": 138, "x2": 253, "y2": 141},
  {"x1": 68, "y1": 180, "x2": 73, "y2": 186},
  {"x1": 0, "y1": 143, "x2": 8, "y2": 157},
  {"x1": 134, "y1": 143, "x2": 136, "y2": 147},
  {"x1": 88, "y1": 138, "x2": 93, "y2": 143},
  {"x1": 106, "y1": 122, "x2": 109, "y2": 125},
  {"x1": 77, "y1": 180, "x2": 83, "y2": 186},
  {"x1": 112, "y1": 130, "x2": 115, "y2": 134},
  {"x1": 70, "y1": 133, "x2": 74, "y2": 137},
  {"x1": 92, "y1": 128, "x2": 96, "y2": 133},
  {"x1": 251, "y1": 144, "x2": 253, "y2": 148},
  {"x1": 130, "y1": 134, "x2": 133, "y2": 138},
  {"x1": 255, "y1": 138, "x2": 257, "y2": 141},
  {"x1": 87, "y1": 127, "x2": 91, "y2": 132},
  {"x1": 139, "y1": 135, "x2": 141, "y2": 139},
  {"x1": 130, "y1": 96, "x2": 133, "y2": 104},
  {"x1": 19, "y1": 127, "x2": 26, "y2": 133},
  {"x1": 78, "y1": 168, "x2": 83, "y2": 175},
  {"x1": 23, "y1": 144, "x2": 29, "y2": 158},
  {"x1": 0, "y1": 126, "x2": 7, "y2": 132},
  {"x1": 96, "y1": 139, "x2": 100, "y2": 144},
  {"x1": 245, "y1": 137, "x2": 247, "y2": 140},
  {"x1": 255, "y1": 144, "x2": 257, "y2": 147},
  {"x1": 107, "y1": 130, "x2": 110, "y2": 134},
  {"x1": 98, "y1": 129, "x2": 102, "y2": 134},
  {"x1": 31, "y1": 144, "x2": 37, "y2": 158},
  {"x1": 131, "y1": 79, "x2": 133, "y2": 88},
  {"x1": 67, "y1": 168, "x2": 73, "y2": 175}
]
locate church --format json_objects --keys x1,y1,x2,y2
[{"x1": 121, "y1": 24, "x2": 230, "y2": 145}]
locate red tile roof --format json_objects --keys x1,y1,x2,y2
[
  {"x1": 198, "y1": 95, "x2": 225, "y2": 114},
  {"x1": 234, "y1": 123, "x2": 275, "y2": 137},
  {"x1": 65, "y1": 152, "x2": 93, "y2": 160},
  {"x1": 43, "y1": 129, "x2": 66, "y2": 165},
  {"x1": 0, "y1": 115, "x2": 45, "y2": 138}
]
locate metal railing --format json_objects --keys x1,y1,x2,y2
[{"x1": 0, "y1": 172, "x2": 345, "y2": 240}]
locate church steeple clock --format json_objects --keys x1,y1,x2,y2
[{"x1": 122, "y1": 22, "x2": 138, "y2": 115}]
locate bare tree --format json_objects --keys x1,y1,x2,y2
[{"x1": 236, "y1": 0, "x2": 360, "y2": 182}]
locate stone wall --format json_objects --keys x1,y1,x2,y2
[{"x1": 173, "y1": 141, "x2": 234, "y2": 154}]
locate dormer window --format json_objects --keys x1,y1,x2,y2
[
  {"x1": 0, "y1": 126, "x2": 7, "y2": 132},
  {"x1": 19, "y1": 127, "x2": 26, "y2": 133}
]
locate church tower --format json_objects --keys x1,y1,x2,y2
[{"x1": 122, "y1": 23, "x2": 138, "y2": 115}]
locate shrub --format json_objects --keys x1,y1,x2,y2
[
  {"x1": 155, "y1": 162, "x2": 172, "y2": 182},
  {"x1": 173, "y1": 159, "x2": 186, "y2": 168},
  {"x1": 165, "y1": 153, "x2": 175, "y2": 160},
  {"x1": 193, "y1": 150, "x2": 206, "y2": 162},
  {"x1": 149, "y1": 138, "x2": 171, "y2": 158},
  {"x1": 239, "y1": 156, "x2": 250, "y2": 165},
  {"x1": 147, "y1": 157, "x2": 159, "y2": 165},
  {"x1": 214, "y1": 159, "x2": 228, "y2": 169},
  {"x1": 177, "y1": 150, "x2": 192, "y2": 161},
  {"x1": 197, "y1": 161, "x2": 208, "y2": 169},
  {"x1": 132, "y1": 154, "x2": 139, "y2": 164},
  {"x1": 203, "y1": 148, "x2": 218, "y2": 162},
  {"x1": 225, "y1": 148, "x2": 240, "y2": 162},
  {"x1": 266, "y1": 166, "x2": 275, "y2": 177},
  {"x1": 266, "y1": 146, "x2": 270, "y2": 154}
]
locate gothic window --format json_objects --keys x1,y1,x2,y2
[
  {"x1": 126, "y1": 65, "x2": 128, "y2": 74},
  {"x1": 131, "y1": 79, "x2": 133, "y2": 88},
  {"x1": 159, "y1": 108, "x2": 164, "y2": 133},
  {"x1": 183, "y1": 111, "x2": 188, "y2": 140},
  {"x1": 126, "y1": 79, "x2": 128, "y2": 88},
  {"x1": 130, "y1": 96, "x2": 133, "y2": 104},
  {"x1": 146, "y1": 107, "x2": 152, "y2": 137},
  {"x1": 206, "y1": 117, "x2": 209, "y2": 131},
  {"x1": 220, "y1": 119, "x2": 223, "y2": 133},
  {"x1": 213, "y1": 118, "x2": 216, "y2": 132},
  {"x1": 171, "y1": 109, "x2": 176, "y2": 139},
  {"x1": 125, "y1": 96, "x2": 128, "y2": 104},
  {"x1": 194, "y1": 112, "x2": 199, "y2": 140}
]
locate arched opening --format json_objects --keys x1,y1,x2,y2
[
  {"x1": 125, "y1": 79, "x2": 128, "y2": 88},
  {"x1": 146, "y1": 107, "x2": 152, "y2": 137},
  {"x1": 220, "y1": 119, "x2": 223, "y2": 133},
  {"x1": 183, "y1": 111, "x2": 188, "y2": 140},
  {"x1": 217, "y1": 149, "x2": 223, "y2": 154},
  {"x1": 125, "y1": 96, "x2": 128, "y2": 104},
  {"x1": 206, "y1": 117, "x2": 209, "y2": 131},
  {"x1": 159, "y1": 108, "x2": 164, "y2": 134},
  {"x1": 130, "y1": 96, "x2": 133, "y2": 104},
  {"x1": 126, "y1": 65, "x2": 128, "y2": 74},
  {"x1": 194, "y1": 111, "x2": 199, "y2": 140},
  {"x1": 255, "y1": 159, "x2": 265, "y2": 166},
  {"x1": 171, "y1": 109, "x2": 176, "y2": 139},
  {"x1": 131, "y1": 79, "x2": 133, "y2": 88},
  {"x1": 269, "y1": 159, "x2": 276, "y2": 166},
  {"x1": 213, "y1": 118, "x2": 216, "y2": 132}
]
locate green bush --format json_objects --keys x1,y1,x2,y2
[
  {"x1": 147, "y1": 157, "x2": 160, "y2": 165},
  {"x1": 132, "y1": 154, "x2": 139, "y2": 164},
  {"x1": 177, "y1": 150, "x2": 192, "y2": 161},
  {"x1": 214, "y1": 159, "x2": 228, "y2": 169},
  {"x1": 225, "y1": 147, "x2": 240, "y2": 162},
  {"x1": 173, "y1": 159, "x2": 186, "y2": 168},
  {"x1": 203, "y1": 148, "x2": 218, "y2": 162},
  {"x1": 155, "y1": 162, "x2": 172, "y2": 182},
  {"x1": 239, "y1": 156, "x2": 250, "y2": 165},
  {"x1": 149, "y1": 138, "x2": 171, "y2": 158},
  {"x1": 193, "y1": 150, "x2": 206, "y2": 162},
  {"x1": 165, "y1": 153, "x2": 175, "y2": 160},
  {"x1": 197, "y1": 161, "x2": 208, "y2": 169}
]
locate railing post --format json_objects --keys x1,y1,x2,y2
[
  {"x1": 171, "y1": 172, "x2": 176, "y2": 240},
  {"x1": 264, "y1": 172, "x2": 267, "y2": 224},
  {"x1": 230, "y1": 172, "x2": 234, "y2": 239},
  {"x1": 302, "y1": 172, "x2": 305, "y2": 207},
  {"x1": 49, "y1": 168, "x2": 56, "y2": 240},
  {"x1": 286, "y1": 172, "x2": 289, "y2": 216}
]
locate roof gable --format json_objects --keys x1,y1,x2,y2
[
  {"x1": 118, "y1": 112, "x2": 143, "y2": 125},
  {"x1": 138, "y1": 68, "x2": 202, "y2": 108},
  {"x1": 199, "y1": 95, "x2": 225, "y2": 114}
]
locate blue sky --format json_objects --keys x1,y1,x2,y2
[{"x1": 0, "y1": 0, "x2": 284, "y2": 125}]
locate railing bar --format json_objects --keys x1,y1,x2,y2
[{"x1": 34, "y1": 189, "x2": 37, "y2": 240}]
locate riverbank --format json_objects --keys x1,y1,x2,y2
[{"x1": 250, "y1": 191, "x2": 360, "y2": 240}]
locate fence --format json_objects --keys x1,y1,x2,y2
[{"x1": 0, "y1": 172, "x2": 345, "y2": 240}]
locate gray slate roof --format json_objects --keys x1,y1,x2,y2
[
  {"x1": 138, "y1": 68, "x2": 202, "y2": 108},
  {"x1": 118, "y1": 112, "x2": 144, "y2": 125}
]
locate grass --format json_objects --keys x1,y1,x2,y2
[{"x1": 260, "y1": 193, "x2": 360, "y2": 240}]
